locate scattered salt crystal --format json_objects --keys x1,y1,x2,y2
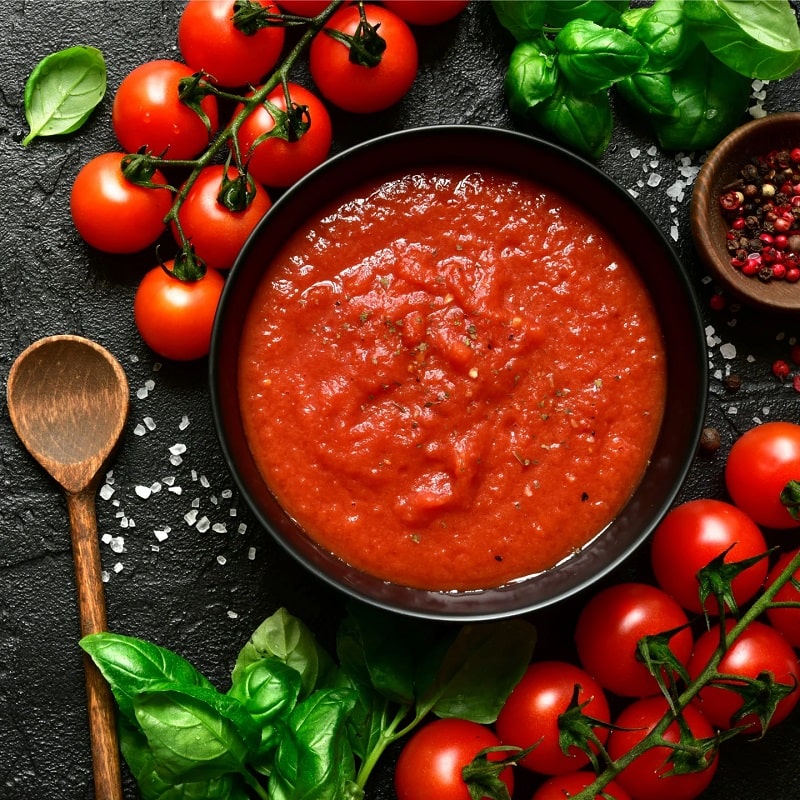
[
  {"x1": 238, "y1": 523, "x2": 248, "y2": 534},
  {"x1": 129, "y1": 354, "x2": 139, "y2": 363},
  {"x1": 102, "y1": 571, "x2": 110, "y2": 583},
  {"x1": 169, "y1": 443, "x2": 187, "y2": 456},
  {"x1": 169, "y1": 455, "x2": 183, "y2": 466},
  {"x1": 221, "y1": 489, "x2": 232, "y2": 499},
  {"x1": 120, "y1": 517, "x2": 131, "y2": 529},
  {"x1": 728, "y1": 406, "x2": 739, "y2": 415},
  {"x1": 646, "y1": 173, "x2": 662, "y2": 187},
  {"x1": 168, "y1": 486, "x2": 183, "y2": 495},
  {"x1": 248, "y1": 547, "x2": 256, "y2": 560},
  {"x1": 210, "y1": 495, "x2": 219, "y2": 506},
  {"x1": 191, "y1": 497, "x2": 200, "y2": 508},
  {"x1": 719, "y1": 342, "x2": 737, "y2": 359},
  {"x1": 191, "y1": 469, "x2": 198, "y2": 481},
  {"x1": 762, "y1": 407, "x2": 771, "y2": 416},
  {"x1": 113, "y1": 562, "x2": 124, "y2": 573},
  {"x1": 746, "y1": 354, "x2": 756, "y2": 363},
  {"x1": 197, "y1": 516, "x2": 211, "y2": 533},
  {"x1": 670, "y1": 225, "x2": 679, "y2": 241},
  {"x1": 227, "y1": 610, "x2": 239, "y2": 619},
  {"x1": 134, "y1": 424, "x2": 147, "y2": 436},
  {"x1": 163, "y1": 476, "x2": 175, "y2": 486},
  {"x1": 151, "y1": 545, "x2": 160, "y2": 552},
  {"x1": 154, "y1": 527, "x2": 170, "y2": 542},
  {"x1": 99, "y1": 484, "x2": 115, "y2": 500},
  {"x1": 200, "y1": 475, "x2": 210, "y2": 488},
  {"x1": 115, "y1": 510, "x2": 125, "y2": 519},
  {"x1": 184, "y1": 509, "x2": 199, "y2": 526},
  {"x1": 112, "y1": 499, "x2": 120, "y2": 508},
  {"x1": 630, "y1": 147, "x2": 640, "y2": 158},
  {"x1": 229, "y1": 507, "x2": 237, "y2": 517},
  {"x1": 627, "y1": 189, "x2": 639, "y2": 198},
  {"x1": 101, "y1": 533, "x2": 113, "y2": 544},
  {"x1": 144, "y1": 417, "x2": 156, "y2": 431},
  {"x1": 179, "y1": 415, "x2": 190, "y2": 430},
  {"x1": 135, "y1": 485, "x2": 152, "y2": 499},
  {"x1": 217, "y1": 555, "x2": 227, "y2": 565},
  {"x1": 110, "y1": 537, "x2": 125, "y2": 554},
  {"x1": 212, "y1": 523, "x2": 227, "y2": 534},
  {"x1": 145, "y1": 379, "x2": 155, "y2": 391},
  {"x1": 647, "y1": 145, "x2": 658, "y2": 156},
  {"x1": 750, "y1": 105, "x2": 767, "y2": 119},
  {"x1": 136, "y1": 387, "x2": 149, "y2": 400}
]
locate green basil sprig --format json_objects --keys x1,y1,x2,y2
[
  {"x1": 494, "y1": 0, "x2": 800, "y2": 157},
  {"x1": 81, "y1": 604, "x2": 536, "y2": 800},
  {"x1": 22, "y1": 45, "x2": 106, "y2": 146}
]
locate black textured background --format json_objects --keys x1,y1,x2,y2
[{"x1": 1, "y1": 2, "x2": 800, "y2": 798}]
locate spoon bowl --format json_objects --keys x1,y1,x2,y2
[{"x1": 6, "y1": 334, "x2": 129, "y2": 800}]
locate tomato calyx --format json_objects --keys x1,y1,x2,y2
[
  {"x1": 177, "y1": 72, "x2": 218, "y2": 135},
  {"x1": 696, "y1": 545, "x2": 773, "y2": 619},
  {"x1": 216, "y1": 161, "x2": 258, "y2": 212},
  {"x1": 556, "y1": 685, "x2": 616, "y2": 773},
  {"x1": 460, "y1": 745, "x2": 524, "y2": 800},
  {"x1": 660, "y1": 717, "x2": 726, "y2": 778},
  {"x1": 166, "y1": 244, "x2": 207, "y2": 283},
  {"x1": 231, "y1": 0, "x2": 284, "y2": 35},
  {"x1": 635, "y1": 625, "x2": 692, "y2": 701},
  {"x1": 324, "y1": 3, "x2": 387, "y2": 67},
  {"x1": 779, "y1": 478, "x2": 800, "y2": 519},
  {"x1": 121, "y1": 149, "x2": 173, "y2": 189}
]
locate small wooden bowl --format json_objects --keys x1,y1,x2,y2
[{"x1": 691, "y1": 112, "x2": 800, "y2": 313}]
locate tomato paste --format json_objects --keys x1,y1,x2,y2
[{"x1": 238, "y1": 168, "x2": 666, "y2": 591}]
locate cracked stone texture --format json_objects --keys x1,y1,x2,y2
[{"x1": 1, "y1": 1, "x2": 800, "y2": 798}]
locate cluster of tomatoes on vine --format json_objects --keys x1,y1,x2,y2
[
  {"x1": 393, "y1": 421, "x2": 800, "y2": 800},
  {"x1": 69, "y1": 0, "x2": 468, "y2": 361}
]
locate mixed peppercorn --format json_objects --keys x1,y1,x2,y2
[{"x1": 721, "y1": 147, "x2": 800, "y2": 282}]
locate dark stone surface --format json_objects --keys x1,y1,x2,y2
[{"x1": 0, "y1": 1, "x2": 799, "y2": 798}]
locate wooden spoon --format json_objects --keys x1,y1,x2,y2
[{"x1": 6, "y1": 334, "x2": 128, "y2": 800}]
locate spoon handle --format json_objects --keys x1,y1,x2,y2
[{"x1": 67, "y1": 488, "x2": 124, "y2": 800}]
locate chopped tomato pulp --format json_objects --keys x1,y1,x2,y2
[{"x1": 238, "y1": 169, "x2": 666, "y2": 590}]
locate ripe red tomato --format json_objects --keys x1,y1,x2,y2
[
  {"x1": 766, "y1": 547, "x2": 800, "y2": 647},
  {"x1": 70, "y1": 152, "x2": 172, "y2": 254},
  {"x1": 178, "y1": 0, "x2": 285, "y2": 88},
  {"x1": 688, "y1": 619, "x2": 800, "y2": 734},
  {"x1": 650, "y1": 498, "x2": 768, "y2": 615},
  {"x1": 725, "y1": 421, "x2": 800, "y2": 529},
  {"x1": 277, "y1": 0, "x2": 329, "y2": 13},
  {"x1": 394, "y1": 718, "x2": 514, "y2": 800},
  {"x1": 171, "y1": 165, "x2": 271, "y2": 270},
  {"x1": 532, "y1": 770, "x2": 632, "y2": 800},
  {"x1": 134, "y1": 261, "x2": 225, "y2": 361},
  {"x1": 309, "y1": 3, "x2": 418, "y2": 113},
  {"x1": 381, "y1": 0, "x2": 469, "y2": 25},
  {"x1": 112, "y1": 59, "x2": 219, "y2": 160},
  {"x1": 232, "y1": 82, "x2": 332, "y2": 188},
  {"x1": 495, "y1": 660, "x2": 610, "y2": 776},
  {"x1": 574, "y1": 582, "x2": 693, "y2": 698},
  {"x1": 607, "y1": 696, "x2": 718, "y2": 800}
]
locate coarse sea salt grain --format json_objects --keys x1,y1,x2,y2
[
  {"x1": 154, "y1": 527, "x2": 170, "y2": 542},
  {"x1": 135, "y1": 485, "x2": 152, "y2": 499},
  {"x1": 248, "y1": 547, "x2": 256, "y2": 560},
  {"x1": 217, "y1": 555, "x2": 227, "y2": 565},
  {"x1": 179, "y1": 415, "x2": 190, "y2": 430},
  {"x1": 212, "y1": 523, "x2": 227, "y2": 534},
  {"x1": 99, "y1": 484, "x2": 115, "y2": 500},
  {"x1": 110, "y1": 536, "x2": 125, "y2": 554},
  {"x1": 169, "y1": 443, "x2": 187, "y2": 456},
  {"x1": 184, "y1": 509, "x2": 199, "y2": 526},
  {"x1": 227, "y1": 610, "x2": 238, "y2": 619},
  {"x1": 197, "y1": 516, "x2": 211, "y2": 533},
  {"x1": 720, "y1": 343, "x2": 737, "y2": 360}
]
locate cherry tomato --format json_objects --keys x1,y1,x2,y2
[
  {"x1": 607, "y1": 696, "x2": 718, "y2": 800},
  {"x1": 171, "y1": 165, "x2": 271, "y2": 270},
  {"x1": 688, "y1": 619, "x2": 800, "y2": 734},
  {"x1": 765, "y1": 547, "x2": 800, "y2": 647},
  {"x1": 381, "y1": 0, "x2": 469, "y2": 25},
  {"x1": 725, "y1": 421, "x2": 800, "y2": 529},
  {"x1": 309, "y1": 3, "x2": 418, "y2": 113},
  {"x1": 532, "y1": 771, "x2": 632, "y2": 800},
  {"x1": 394, "y1": 718, "x2": 514, "y2": 800},
  {"x1": 650, "y1": 499, "x2": 768, "y2": 615},
  {"x1": 277, "y1": 0, "x2": 330, "y2": 13},
  {"x1": 178, "y1": 0, "x2": 285, "y2": 88},
  {"x1": 134, "y1": 261, "x2": 225, "y2": 361},
  {"x1": 495, "y1": 660, "x2": 610, "y2": 776},
  {"x1": 575, "y1": 582, "x2": 693, "y2": 698},
  {"x1": 232, "y1": 82, "x2": 333, "y2": 188},
  {"x1": 112, "y1": 59, "x2": 219, "y2": 160},
  {"x1": 70, "y1": 152, "x2": 172, "y2": 254}
]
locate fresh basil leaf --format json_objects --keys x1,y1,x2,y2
[
  {"x1": 417, "y1": 619, "x2": 536, "y2": 723},
  {"x1": 505, "y1": 39, "x2": 559, "y2": 117},
  {"x1": 629, "y1": 0, "x2": 697, "y2": 72},
  {"x1": 120, "y1": 719, "x2": 243, "y2": 800},
  {"x1": 555, "y1": 19, "x2": 648, "y2": 94},
  {"x1": 133, "y1": 687, "x2": 252, "y2": 784},
  {"x1": 80, "y1": 632, "x2": 216, "y2": 724},
  {"x1": 650, "y1": 46, "x2": 752, "y2": 150},
  {"x1": 532, "y1": 79, "x2": 614, "y2": 159},
  {"x1": 22, "y1": 45, "x2": 106, "y2": 145},
  {"x1": 619, "y1": 6, "x2": 648, "y2": 33},
  {"x1": 616, "y1": 71, "x2": 681, "y2": 120},
  {"x1": 684, "y1": 0, "x2": 800, "y2": 80},
  {"x1": 545, "y1": 0, "x2": 628, "y2": 29},
  {"x1": 270, "y1": 688, "x2": 358, "y2": 800},
  {"x1": 491, "y1": 0, "x2": 548, "y2": 41},
  {"x1": 228, "y1": 657, "x2": 302, "y2": 726},
  {"x1": 338, "y1": 672, "x2": 394, "y2": 763},
  {"x1": 232, "y1": 607, "x2": 336, "y2": 699}
]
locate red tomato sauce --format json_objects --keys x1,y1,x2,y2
[{"x1": 238, "y1": 168, "x2": 666, "y2": 591}]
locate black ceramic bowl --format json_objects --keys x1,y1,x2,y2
[{"x1": 210, "y1": 125, "x2": 707, "y2": 622}]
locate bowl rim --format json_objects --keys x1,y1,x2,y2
[
  {"x1": 691, "y1": 111, "x2": 800, "y2": 313},
  {"x1": 210, "y1": 123, "x2": 708, "y2": 621}
]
